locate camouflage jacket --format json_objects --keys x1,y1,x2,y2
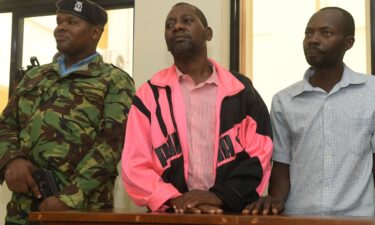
[{"x1": 0, "y1": 55, "x2": 135, "y2": 224}]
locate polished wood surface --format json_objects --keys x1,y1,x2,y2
[{"x1": 29, "y1": 208, "x2": 375, "y2": 225}]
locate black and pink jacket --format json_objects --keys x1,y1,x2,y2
[{"x1": 121, "y1": 59, "x2": 273, "y2": 212}]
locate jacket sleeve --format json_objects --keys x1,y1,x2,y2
[
  {"x1": 56, "y1": 71, "x2": 135, "y2": 209},
  {"x1": 121, "y1": 88, "x2": 181, "y2": 211},
  {"x1": 210, "y1": 81, "x2": 273, "y2": 212},
  {"x1": 0, "y1": 92, "x2": 30, "y2": 183}
]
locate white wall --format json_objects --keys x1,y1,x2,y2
[
  {"x1": 0, "y1": 13, "x2": 11, "y2": 87},
  {"x1": 0, "y1": 12, "x2": 12, "y2": 224},
  {"x1": 133, "y1": 0, "x2": 230, "y2": 89}
]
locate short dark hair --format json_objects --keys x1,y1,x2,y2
[
  {"x1": 319, "y1": 7, "x2": 355, "y2": 36},
  {"x1": 172, "y1": 2, "x2": 208, "y2": 28}
]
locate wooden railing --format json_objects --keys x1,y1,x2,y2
[{"x1": 28, "y1": 208, "x2": 375, "y2": 225}]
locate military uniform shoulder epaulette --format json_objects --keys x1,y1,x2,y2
[
  {"x1": 109, "y1": 63, "x2": 133, "y2": 80},
  {"x1": 25, "y1": 63, "x2": 53, "y2": 77},
  {"x1": 110, "y1": 63, "x2": 126, "y2": 72}
]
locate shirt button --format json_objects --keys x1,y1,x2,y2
[{"x1": 46, "y1": 73, "x2": 55, "y2": 80}]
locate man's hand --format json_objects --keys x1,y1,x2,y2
[
  {"x1": 242, "y1": 196, "x2": 284, "y2": 215},
  {"x1": 188, "y1": 204, "x2": 223, "y2": 214},
  {"x1": 39, "y1": 196, "x2": 70, "y2": 211},
  {"x1": 243, "y1": 161, "x2": 290, "y2": 215},
  {"x1": 4, "y1": 158, "x2": 41, "y2": 199},
  {"x1": 169, "y1": 190, "x2": 223, "y2": 214}
]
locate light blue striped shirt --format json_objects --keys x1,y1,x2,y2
[{"x1": 271, "y1": 64, "x2": 375, "y2": 216}]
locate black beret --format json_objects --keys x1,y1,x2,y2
[{"x1": 56, "y1": 0, "x2": 107, "y2": 27}]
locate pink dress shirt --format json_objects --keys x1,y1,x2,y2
[{"x1": 177, "y1": 66, "x2": 218, "y2": 191}]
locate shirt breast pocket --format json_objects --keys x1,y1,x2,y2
[
  {"x1": 339, "y1": 107, "x2": 374, "y2": 157},
  {"x1": 68, "y1": 82, "x2": 106, "y2": 123}
]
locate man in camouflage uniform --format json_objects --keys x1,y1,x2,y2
[{"x1": 0, "y1": 0, "x2": 135, "y2": 224}]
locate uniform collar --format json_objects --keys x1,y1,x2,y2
[
  {"x1": 291, "y1": 64, "x2": 368, "y2": 97},
  {"x1": 57, "y1": 52, "x2": 101, "y2": 76}
]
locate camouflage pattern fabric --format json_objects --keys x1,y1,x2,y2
[{"x1": 0, "y1": 54, "x2": 135, "y2": 224}]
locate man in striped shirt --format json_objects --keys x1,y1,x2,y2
[{"x1": 122, "y1": 2, "x2": 273, "y2": 214}]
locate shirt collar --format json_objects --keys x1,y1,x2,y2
[
  {"x1": 291, "y1": 64, "x2": 368, "y2": 97},
  {"x1": 57, "y1": 52, "x2": 98, "y2": 76},
  {"x1": 176, "y1": 63, "x2": 218, "y2": 86}
]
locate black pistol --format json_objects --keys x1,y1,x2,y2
[{"x1": 32, "y1": 168, "x2": 59, "y2": 199}]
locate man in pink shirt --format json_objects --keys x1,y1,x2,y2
[{"x1": 122, "y1": 2, "x2": 273, "y2": 214}]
